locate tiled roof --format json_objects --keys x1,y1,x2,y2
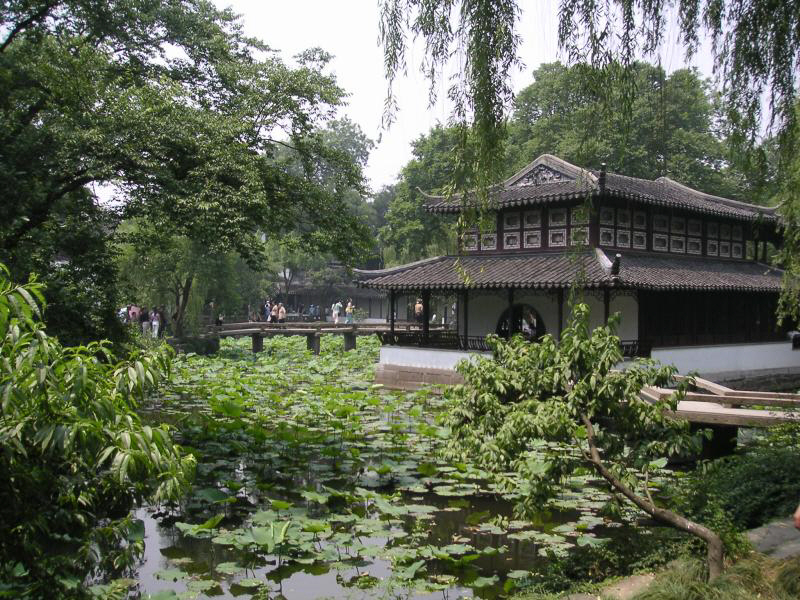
[
  {"x1": 353, "y1": 256, "x2": 443, "y2": 280},
  {"x1": 616, "y1": 252, "x2": 784, "y2": 292},
  {"x1": 424, "y1": 154, "x2": 777, "y2": 222},
  {"x1": 358, "y1": 250, "x2": 784, "y2": 292},
  {"x1": 601, "y1": 173, "x2": 776, "y2": 221},
  {"x1": 359, "y1": 251, "x2": 608, "y2": 290}
]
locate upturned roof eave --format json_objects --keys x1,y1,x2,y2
[{"x1": 425, "y1": 187, "x2": 777, "y2": 221}]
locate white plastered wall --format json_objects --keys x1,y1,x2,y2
[
  {"x1": 611, "y1": 293, "x2": 638, "y2": 341},
  {"x1": 457, "y1": 288, "x2": 639, "y2": 341},
  {"x1": 460, "y1": 289, "x2": 562, "y2": 338},
  {"x1": 651, "y1": 342, "x2": 800, "y2": 380}
]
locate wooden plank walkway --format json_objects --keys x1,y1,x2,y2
[
  {"x1": 207, "y1": 321, "x2": 407, "y2": 354},
  {"x1": 642, "y1": 377, "x2": 800, "y2": 427}
]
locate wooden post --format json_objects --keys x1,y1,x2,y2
[
  {"x1": 557, "y1": 289, "x2": 564, "y2": 340},
  {"x1": 251, "y1": 334, "x2": 263, "y2": 354},
  {"x1": 462, "y1": 290, "x2": 469, "y2": 349},
  {"x1": 306, "y1": 333, "x2": 320, "y2": 355},
  {"x1": 343, "y1": 331, "x2": 357, "y2": 351},
  {"x1": 422, "y1": 290, "x2": 431, "y2": 345},
  {"x1": 389, "y1": 289, "x2": 396, "y2": 334},
  {"x1": 508, "y1": 288, "x2": 515, "y2": 336},
  {"x1": 603, "y1": 288, "x2": 610, "y2": 324}
]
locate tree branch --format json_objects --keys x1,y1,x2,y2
[
  {"x1": 2, "y1": 174, "x2": 96, "y2": 251},
  {"x1": 581, "y1": 413, "x2": 724, "y2": 580},
  {"x1": 1, "y1": 1, "x2": 59, "y2": 53}
]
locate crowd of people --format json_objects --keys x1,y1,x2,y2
[
  {"x1": 118, "y1": 297, "x2": 360, "y2": 337},
  {"x1": 119, "y1": 305, "x2": 168, "y2": 338},
  {"x1": 254, "y1": 298, "x2": 356, "y2": 324},
  {"x1": 259, "y1": 299, "x2": 288, "y2": 323}
]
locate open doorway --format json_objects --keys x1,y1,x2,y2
[{"x1": 495, "y1": 304, "x2": 546, "y2": 340}]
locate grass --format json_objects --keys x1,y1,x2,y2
[
  {"x1": 512, "y1": 554, "x2": 800, "y2": 599},
  {"x1": 631, "y1": 554, "x2": 800, "y2": 600}
]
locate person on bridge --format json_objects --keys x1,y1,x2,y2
[
  {"x1": 345, "y1": 300, "x2": 354, "y2": 324},
  {"x1": 414, "y1": 298, "x2": 424, "y2": 324},
  {"x1": 278, "y1": 303, "x2": 287, "y2": 323},
  {"x1": 271, "y1": 302, "x2": 279, "y2": 323},
  {"x1": 262, "y1": 300, "x2": 269, "y2": 321},
  {"x1": 332, "y1": 300, "x2": 342, "y2": 324},
  {"x1": 158, "y1": 307, "x2": 168, "y2": 338}
]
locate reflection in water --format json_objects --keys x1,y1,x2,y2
[
  {"x1": 129, "y1": 338, "x2": 650, "y2": 599},
  {"x1": 135, "y1": 505, "x2": 478, "y2": 599}
]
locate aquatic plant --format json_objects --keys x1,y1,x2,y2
[{"x1": 130, "y1": 333, "x2": 661, "y2": 598}]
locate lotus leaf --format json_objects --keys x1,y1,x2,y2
[
  {"x1": 154, "y1": 569, "x2": 186, "y2": 582},
  {"x1": 214, "y1": 562, "x2": 244, "y2": 575}
]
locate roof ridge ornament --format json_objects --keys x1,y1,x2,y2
[
  {"x1": 513, "y1": 164, "x2": 571, "y2": 186},
  {"x1": 595, "y1": 248, "x2": 613, "y2": 274},
  {"x1": 503, "y1": 154, "x2": 599, "y2": 188}
]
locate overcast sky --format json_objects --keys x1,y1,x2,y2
[{"x1": 216, "y1": 1, "x2": 711, "y2": 192}]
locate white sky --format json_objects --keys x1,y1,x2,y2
[{"x1": 217, "y1": 1, "x2": 713, "y2": 192}]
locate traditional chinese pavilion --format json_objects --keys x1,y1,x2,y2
[{"x1": 356, "y1": 155, "x2": 797, "y2": 390}]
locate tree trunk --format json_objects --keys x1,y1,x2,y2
[
  {"x1": 581, "y1": 415, "x2": 725, "y2": 580},
  {"x1": 172, "y1": 273, "x2": 194, "y2": 338}
]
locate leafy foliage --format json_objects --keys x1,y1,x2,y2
[
  {"x1": 507, "y1": 62, "x2": 751, "y2": 200},
  {"x1": 379, "y1": 125, "x2": 465, "y2": 263},
  {"x1": 379, "y1": 0, "x2": 800, "y2": 185},
  {"x1": 445, "y1": 304, "x2": 693, "y2": 508},
  {"x1": 679, "y1": 427, "x2": 800, "y2": 530},
  {"x1": 0, "y1": 265, "x2": 194, "y2": 597},
  {"x1": 444, "y1": 303, "x2": 726, "y2": 578},
  {"x1": 380, "y1": 0, "x2": 521, "y2": 192},
  {"x1": 1, "y1": 1, "x2": 371, "y2": 344}
]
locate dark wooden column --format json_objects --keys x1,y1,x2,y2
[
  {"x1": 557, "y1": 289, "x2": 564, "y2": 340},
  {"x1": 389, "y1": 289, "x2": 396, "y2": 334},
  {"x1": 461, "y1": 289, "x2": 469, "y2": 349},
  {"x1": 422, "y1": 289, "x2": 431, "y2": 344},
  {"x1": 603, "y1": 288, "x2": 610, "y2": 324},
  {"x1": 508, "y1": 288, "x2": 516, "y2": 335}
]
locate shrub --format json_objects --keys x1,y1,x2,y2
[
  {"x1": 683, "y1": 440, "x2": 800, "y2": 530},
  {"x1": 0, "y1": 265, "x2": 195, "y2": 597}
]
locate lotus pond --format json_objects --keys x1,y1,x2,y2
[{"x1": 134, "y1": 335, "x2": 668, "y2": 599}]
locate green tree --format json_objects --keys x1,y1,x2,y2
[
  {"x1": 380, "y1": 0, "x2": 800, "y2": 180},
  {"x1": 445, "y1": 303, "x2": 725, "y2": 579},
  {"x1": 380, "y1": 125, "x2": 461, "y2": 263},
  {"x1": 2, "y1": 1, "x2": 371, "y2": 344},
  {"x1": 506, "y1": 62, "x2": 749, "y2": 199},
  {"x1": 117, "y1": 230, "x2": 271, "y2": 335},
  {"x1": 0, "y1": 264, "x2": 194, "y2": 596}
]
